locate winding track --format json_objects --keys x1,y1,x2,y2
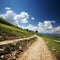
[
  {"x1": 16, "y1": 35, "x2": 57, "y2": 60},
  {"x1": 0, "y1": 35, "x2": 57, "y2": 60}
]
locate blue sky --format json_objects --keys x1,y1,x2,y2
[{"x1": 0, "y1": 0, "x2": 60, "y2": 34}]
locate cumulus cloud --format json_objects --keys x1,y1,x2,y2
[
  {"x1": 25, "y1": 24, "x2": 37, "y2": 31},
  {"x1": 22, "y1": 21, "x2": 60, "y2": 34},
  {"x1": 0, "y1": 9, "x2": 16, "y2": 23},
  {"x1": 31, "y1": 17, "x2": 35, "y2": 20},
  {"x1": 51, "y1": 26, "x2": 60, "y2": 34},
  {"x1": 44, "y1": 21, "x2": 56, "y2": 29},
  {"x1": 0, "y1": 7, "x2": 29, "y2": 27},
  {"x1": 14, "y1": 12, "x2": 29, "y2": 23},
  {"x1": 36, "y1": 21, "x2": 58, "y2": 33},
  {"x1": 44, "y1": 21, "x2": 53, "y2": 29},
  {"x1": 37, "y1": 20, "x2": 55, "y2": 30}
]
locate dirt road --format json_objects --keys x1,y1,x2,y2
[{"x1": 17, "y1": 35, "x2": 57, "y2": 60}]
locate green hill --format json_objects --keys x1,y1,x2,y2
[{"x1": 0, "y1": 18, "x2": 34, "y2": 41}]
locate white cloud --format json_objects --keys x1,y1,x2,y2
[
  {"x1": 31, "y1": 17, "x2": 35, "y2": 20},
  {"x1": 0, "y1": 9, "x2": 16, "y2": 23},
  {"x1": 37, "y1": 21, "x2": 56, "y2": 33},
  {"x1": 37, "y1": 21, "x2": 60, "y2": 34},
  {"x1": 0, "y1": 7, "x2": 30, "y2": 26},
  {"x1": 14, "y1": 12, "x2": 29, "y2": 23},
  {"x1": 44, "y1": 21, "x2": 53, "y2": 29},
  {"x1": 51, "y1": 26, "x2": 60, "y2": 34},
  {"x1": 22, "y1": 21, "x2": 60, "y2": 34},
  {"x1": 21, "y1": 24, "x2": 37, "y2": 31},
  {"x1": 43, "y1": 21, "x2": 56, "y2": 29}
]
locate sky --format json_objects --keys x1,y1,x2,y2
[{"x1": 0, "y1": 0, "x2": 60, "y2": 34}]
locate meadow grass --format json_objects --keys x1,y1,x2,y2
[
  {"x1": 0, "y1": 23, "x2": 34, "y2": 40},
  {"x1": 40, "y1": 35, "x2": 60, "y2": 60}
]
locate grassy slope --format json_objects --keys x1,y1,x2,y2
[
  {"x1": 39, "y1": 34, "x2": 60, "y2": 60},
  {"x1": 0, "y1": 18, "x2": 34, "y2": 40}
]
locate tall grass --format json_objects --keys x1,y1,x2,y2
[
  {"x1": 40, "y1": 35, "x2": 60, "y2": 60},
  {"x1": 0, "y1": 23, "x2": 34, "y2": 40}
]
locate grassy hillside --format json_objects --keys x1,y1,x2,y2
[
  {"x1": 40, "y1": 34, "x2": 60, "y2": 60},
  {"x1": 0, "y1": 18, "x2": 34, "y2": 41}
]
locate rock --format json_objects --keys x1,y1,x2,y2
[
  {"x1": 0, "y1": 36, "x2": 2, "y2": 38},
  {"x1": 0, "y1": 55, "x2": 4, "y2": 58},
  {"x1": 0, "y1": 49, "x2": 4, "y2": 55},
  {"x1": 13, "y1": 56, "x2": 16, "y2": 59},
  {"x1": 11, "y1": 51, "x2": 17, "y2": 56},
  {"x1": 0, "y1": 49, "x2": 4, "y2": 51},
  {"x1": 4, "y1": 54, "x2": 12, "y2": 59},
  {"x1": 19, "y1": 46, "x2": 22, "y2": 49}
]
